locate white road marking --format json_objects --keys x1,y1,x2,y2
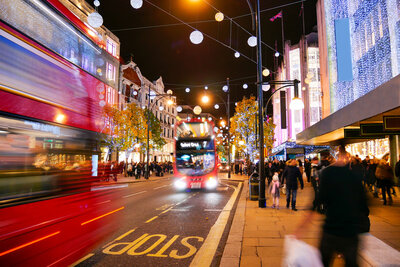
[
  {"x1": 154, "y1": 185, "x2": 168, "y2": 190},
  {"x1": 123, "y1": 191, "x2": 147, "y2": 198},
  {"x1": 91, "y1": 184, "x2": 128, "y2": 191},
  {"x1": 96, "y1": 200, "x2": 111, "y2": 205},
  {"x1": 170, "y1": 208, "x2": 189, "y2": 212}
]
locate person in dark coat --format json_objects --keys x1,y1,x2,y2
[
  {"x1": 376, "y1": 159, "x2": 394, "y2": 205},
  {"x1": 281, "y1": 159, "x2": 304, "y2": 211},
  {"x1": 304, "y1": 158, "x2": 311, "y2": 183},
  {"x1": 395, "y1": 155, "x2": 400, "y2": 181}
]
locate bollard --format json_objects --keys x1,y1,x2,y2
[{"x1": 249, "y1": 171, "x2": 259, "y2": 201}]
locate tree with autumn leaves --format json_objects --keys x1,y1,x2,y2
[
  {"x1": 102, "y1": 103, "x2": 165, "y2": 161},
  {"x1": 229, "y1": 96, "x2": 275, "y2": 162}
]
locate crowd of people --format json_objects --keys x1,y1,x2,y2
[
  {"x1": 232, "y1": 151, "x2": 399, "y2": 210},
  {"x1": 99, "y1": 161, "x2": 173, "y2": 181}
]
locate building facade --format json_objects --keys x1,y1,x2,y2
[
  {"x1": 272, "y1": 32, "x2": 326, "y2": 159},
  {"x1": 120, "y1": 61, "x2": 177, "y2": 163},
  {"x1": 298, "y1": 0, "x2": 400, "y2": 181}
]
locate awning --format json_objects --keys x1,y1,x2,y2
[{"x1": 296, "y1": 74, "x2": 400, "y2": 145}]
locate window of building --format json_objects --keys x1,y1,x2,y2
[
  {"x1": 106, "y1": 38, "x2": 117, "y2": 57},
  {"x1": 106, "y1": 86, "x2": 115, "y2": 105},
  {"x1": 106, "y1": 62, "x2": 115, "y2": 81}
]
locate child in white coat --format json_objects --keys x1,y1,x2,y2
[{"x1": 269, "y1": 172, "x2": 281, "y2": 209}]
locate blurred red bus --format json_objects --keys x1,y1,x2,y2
[
  {"x1": 0, "y1": 0, "x2": 124, "y2": 265},
  {"x1": 173, "y1": 119, "x2": 218, "y2": 190}
]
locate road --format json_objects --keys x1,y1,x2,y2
[{"x1": 74, "y1": 176, "x2": 241, "y2": 267}]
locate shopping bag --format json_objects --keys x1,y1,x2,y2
[
  {"x1": 282, "y1": 235, "x2": 323, "y2": 267},
  {"x1": 281, "y1": 184, "x2": 286, "y2": 195}
]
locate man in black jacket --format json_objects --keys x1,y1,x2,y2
[{"x1": 281, "y1": 159, "x2": 304, "y2": 211}]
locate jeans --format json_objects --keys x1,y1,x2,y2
[
  {"x1": 320, "y1": 232, "x2": 359, "y2": 267},
  {"x1": 286, "y1": 189, "x2": 297, "y2": 208}
]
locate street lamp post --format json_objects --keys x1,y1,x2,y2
[
  {"x1": 227, "y1": 78, "x2": 231, "y2": 179},
  {"x1": 255, "y1": 0, "x2": 266, "y2": 208}
]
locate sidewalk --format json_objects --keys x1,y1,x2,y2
[{"x1": 220, "y1": 173, "x2": 400, "y2": 266}]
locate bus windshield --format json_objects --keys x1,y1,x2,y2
[{"x1": 175, "y1": 121, "x2": 216, "y2": 176}]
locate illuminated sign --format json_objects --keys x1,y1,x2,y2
[{"x1": 178, "y1": 141, "x2": 209, "y2": 150}]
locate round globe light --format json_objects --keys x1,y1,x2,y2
[
  {"x1": 215, "y1": 12, "x2": 224, "y2": 22},
  {"x1": 176, "y1": 106, "x2": 183, "y2": 112},
  {"x1": 262, "y1": 84, "x2": 271, "y2": 91},
  {"x1": 214, "y1": 127, "x2": 219, "y2": 132},
  {"x1": 167, "y1": 89, "x2": 173, "y2": 95},
  {"x1": 204, "y1": 86, "x2": 208, "y2": 90},
  {"x1": 159, "y1": 106, "x2": 164, "y2": 111},
  {"x1": 130, "y1": 0, "x2": 143, "y2": 9},
  {"x1": 275, "y1": 51, "x2": 280, "y2": 57},
  {"x1": 262, "y1": 68, "x2": 270, "y2": 77},
  {"x1": 193, "y1": 105, "x2": 202, "y2": 115},
  {"x1": 289, "y1": 97, "x2": 305, "y2": 110},
  {"x1": 219, "y1": 117, "x2": 222, "y2": 119},
  {"x1": 141, "y1": 105, "x2": 146, "y2": 109},
  {"x1": 99, "y1": 100, "x2": 105, "y2": 107},
  {"x1": 242, "y1": 83, "x2": 248, "y2": 89},
  {"x1": 304, "y1": 78, "x2": 311, "y2": 84},
  {"x1": 247, "y1": 36, "x2": 257, "y2": 47},
  {"x1": 190, "y1": 30, "x2": 203, "y2": 45},
  {"x1": 94, "y1": 0, "x2": 100, "y2": 7},
  {"x1": 222, "y1": 85, "x2": 228, "y2": 92},
  {"x1": 234, "y1": 51, "x2": 240, "y2": 58},
  {"x1": 133, "y1": 90, "x2": 138, "y2": 96},
  {"x1": 214, "y1": 104, "x2": 219, "y2": 109},
  {"x1": 208, "y1": 117, "x2": 212, "y2": 121},
  {"x1": 185, "y1": 87, "x2": 190, "y2": 93},
  {"x1": 87, "y1": 12, "x2": 103, "y2": 28}
]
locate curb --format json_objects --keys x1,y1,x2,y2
[{"x1": 219, "y1": 179, "x2": 248, "y2": 267}]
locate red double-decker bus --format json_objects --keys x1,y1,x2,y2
[
  {"x1": 173, "y1": 119, "x2": 218, "y2": 190},
  {"x1": 0, "y1": 0, "x2": 124, "y2": 265}
]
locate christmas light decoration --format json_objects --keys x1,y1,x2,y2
[
  {"x1": 185, "y1": 88, "x2": 190, "y2": 93},
  {"x1": 234, "y1": 51, "x2": 240, "y2": 58},
  {"x1": 215, "y1": 12, "x2": 224, "y2": 22},
  {"x1": 242, "y1": 83, "x2": 248, "y2": 89},
  {"x1": 190, "y1": 30, "x2": 203, "y2": 44},
  {"x1": 247, "y1": 36, "x2": 257, "y2": 47},
  {"x1": 130, "y1": 0, "x2": 143, "y2": 9},
  {"x1": 87, "y1": 12, "x2": 103, "y2": 28},
  {"x1": 222, "y1": 85, "x2": 228, "y2": 92},
  {"x1": 176, "y1": 106, "x2": 183, "y2": 112}
]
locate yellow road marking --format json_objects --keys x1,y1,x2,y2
[
  {"x1": 190, "y1": 182, "x2": 243, "y2": 267},
  {"x1": 102, "y1": 228, "x2": 137, "y2": 248},
  {"x1": 145, "y1": 216, "x2": 158, "y2": 223},
  {"x1": 70, "y1": 253, "x2": 94, "y2": 266},
  {"x1": 160, "y1": 207, "x2": 173, "y2": 214}
]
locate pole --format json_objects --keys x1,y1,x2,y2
[
  {"x1": 227, "y1": 78, "x2": 231, "y2": 179},
  {"x1": 146, "y1": 86, "x2": 150, "y2": 179},
  {"x1": 281, "y1": 10, "x2": 285, "y2": 68},
  {"x1": 256, "y1": 0, "x2": 266, "y2": 208}
]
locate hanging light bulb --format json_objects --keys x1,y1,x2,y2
[
  {"x1": 214, "y1": 104, "x2": 219, "y2": 109},
  {"x1": 190, "y1": 30, "x2": 203, "y2": 44},
  {"x1": 185, "y1": 87, "x2": 190, "y2": 93},
  {"x1": 289, "y1": 97, "x2": 304, "y2": 110},
  {"x1": 222, "y1": 85, "x2": 228, "y2": 92},
  {"x1": 242, "y1": 83, "x2": 248, "y2": 89},
  {"x1": 234, "y1": 51, "x2": 240, "y2": 58},
  {"x1": 204, "y1": 86, "x2": 208, "y2": 90},
  {"x1": 262, "y1": 68, "x2": 270, "y2": 77},
  {"x1": 215, "y1": 12, "x2": 224, "y2": 22},
  {"x1": 176, "y1": 106, "x2": 183, "y2": 112},
  {"x1": 247, "y1": 36, "x2": 257, "y2": 47},
  {"x1": 130, "y1": 0, "x2": 143, "y2": 9},
  {"x1": 87, "y1": 12, "x2": 103, "y2": 28},
  {"x1": 275, "y1": 51, "x2": 280, "y2": 57},
  {"x1": 94, "y1": 0, "x2": 100, "y2": 7}
]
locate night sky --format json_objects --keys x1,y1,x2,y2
[{"x1": 94, "y1": 0, "x2": 317, "y2": 119}]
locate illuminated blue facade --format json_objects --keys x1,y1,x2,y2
[{"x1": 324, "y1": 0, "x2": 400, "y2": 112}]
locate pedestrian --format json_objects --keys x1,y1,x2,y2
[
  {"x1": 304, "y1": 158, "x2": 311, "y2": 183},
  {"x1": 281, "y1": 159, "x2": 304, "y2": 211},
  {"x1": 310, "y1": 157, "x2": 321, "y2": 212},
  {"x1": 268, "y1": 172, "x2": 280, "y2": 209},
  {"x1": 395, "y1": 154, "x2": 400, "y2": 183},
  {"x1": 295, "y1": 146, "x2": 370, "y2": 267},
  {"x1": 375, "y1": 158, "x2": 394, "y2": 205}
]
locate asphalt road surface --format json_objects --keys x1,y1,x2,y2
[{"x1": 75, "y1": 176, "x2": 241, "y2": 267}]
